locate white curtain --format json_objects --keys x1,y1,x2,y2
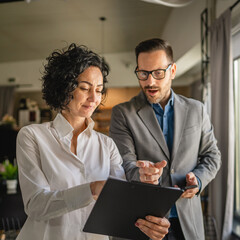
[
  {"x1": 209, "y1": 9, "x2": 235, "y2": 240},
  {"x1": 0, "y1": 86, "x2": 15, "y2": 120}
]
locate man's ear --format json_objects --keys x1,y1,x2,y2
[{"x1": 171, "y1": 63, "x2": 177, "y2": 79}]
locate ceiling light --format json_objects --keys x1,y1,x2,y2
[
  {"x1": 141, "y1": 0, "x2": 195, "y2": 7},
  {"x1": 99, "y1": 17, "x2": 106, "y2": 56}
]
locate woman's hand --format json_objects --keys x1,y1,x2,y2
[
  {"x1": 135, "y1": 216, "x2": 170, "y2": 240},
  {"x1": 90, "y1": 180, "x2": 106, "y2": 200}
]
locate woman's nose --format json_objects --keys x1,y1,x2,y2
[{"x1": 88, "y1": 90, "x2": 98, "y2": 102}]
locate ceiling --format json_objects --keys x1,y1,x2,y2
[
  {"x1": 0, "y1": 0, "x2": 172, "y2": 63},
  {"x1": 1, "y1": 0, "x2": 239, "y2": 88}
]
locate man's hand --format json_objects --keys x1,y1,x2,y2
[
  {"x1": 90, "y1": 180, "x2": 106, "y2": 200},
  {"x1": 136, "y1": 160, "x2": 167, "y2": 185},
  {"x1": 135, "y1": 216, "x2": 170, "y2": 240},
  {"x1": 181, "y1": 172, "x2": 199, "y2": 199}
]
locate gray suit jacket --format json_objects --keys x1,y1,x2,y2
[{"x1": 109, "y1": 91, "x2": 221, "y2": 240}]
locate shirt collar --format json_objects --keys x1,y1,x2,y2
[
  {"x1": 53, "y1": 113, "x2": 95, "y2": 139},
  {"x1": 168, "y1": 89, "x2": 174, "y2": 106}
]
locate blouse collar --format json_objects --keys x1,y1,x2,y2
[{"x1": 53, "y1": 113, "x2": 95, "y2": 139}]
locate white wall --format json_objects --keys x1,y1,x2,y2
[
  {"x1": 216, "y1": 0, "x2": 237, "y2": 18},
  {"x1": 104, "y1": 51, "x2": 137, "y2": 87},
  {"x1": 161, "y1": 0, "x2": 206, "y2": 61},
  {"x1": 0, "y1": 0, "x2": 238, "y2": 91},
  {"x1": 0, "y1": 51, "x2": 138, "y2": 91},
  {"x1": 160, "y1": 0, "x2": 238, "y2": 82},
  {"x1": 162, "y1": 0, "x2": 238, "y2": 61},
  {"x1": 0, "y1": 59, "x2": 44, "y2": 91}
]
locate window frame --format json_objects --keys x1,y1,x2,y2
[{"x1": 233, "y1": 55, "x2": 240, "y2": 238}]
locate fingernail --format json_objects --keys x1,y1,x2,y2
[{"x1": 135, "y1": 222, "x2": 140, "y2": 227}]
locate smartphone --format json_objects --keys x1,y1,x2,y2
[{"x1": 183, "y1": 185, "x2": 198, "y2": 190}]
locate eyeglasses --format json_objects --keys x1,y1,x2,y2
[{"x1": 134, "y1": 64, "x2": 172, "y2": 81}]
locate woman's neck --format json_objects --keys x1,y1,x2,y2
[
  {"x1": 61, "y1": 111, "x2": 87, "y2": 155},
  {"x1": 61, "y1": 111, "x2": 87, "y2": 136}
]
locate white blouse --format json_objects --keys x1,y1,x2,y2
[{"x1": 16, "y1": 113, "x2": 125, "y2": 240}]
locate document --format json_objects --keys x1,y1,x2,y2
[{"x1": 83, "y1": 177, "x2": 183, "y2": 240}]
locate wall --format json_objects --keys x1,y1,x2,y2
[
  {"x1": 160, "y1": 0, "x2": 238, "y2": 85},
  {"x1": 161, "y1": 0, "x2": 237, "y2": 61},
  {"x1": 1, "y1": 0, "x2": 238, "y2": 92},
  {"x1": 0, "y1": 59, "x2": 44, "y2": 91},
  {"x1": 161, "y1": 0, "x2": 206, "y2": 61},
  {"x1": 0, "y1": 51, "x2": 137, "y2": 91}
]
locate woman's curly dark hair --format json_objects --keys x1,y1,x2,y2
[{"x1": 42, "y1": 43, "x2": 109, "y2": 111}]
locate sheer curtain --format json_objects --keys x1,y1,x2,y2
[
  {"x1": 209, "y1": 8, "x2": 235, "y2": 240},
  {"x1": 0, "y1": 86, "x2": 16, "y2": 120}
]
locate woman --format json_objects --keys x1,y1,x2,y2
[
  {"x1": 16, "y1": 44, "x2": 169, "y2": 240},
  {"x1": 16, "y1": 44, "x2": 125, "y2": 240}
]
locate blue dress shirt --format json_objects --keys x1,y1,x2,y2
[
  {"x1": 151, "y1": 90, "x2": 178, "y2": 218},
  {"x1": 152, "y1": 90, "x2": 201, "y2": 219}
]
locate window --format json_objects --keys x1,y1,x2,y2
[
  {"x1": 233, "y1": 56, "x2": 240, "y2": 237},
  {"x1": 232, "y1": 24, "x2": 240, "y2": 237}
]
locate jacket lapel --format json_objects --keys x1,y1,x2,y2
[
  {"x1": 171, "y1": 94, "x2": 188, "y2": 162},
  {"x1": 136, "y1": 92, "x2": 170, "y2": 160}
]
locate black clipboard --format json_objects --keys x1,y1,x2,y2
[{"x1": 83, "y1": 177, "x2": 183, "y2": 240}]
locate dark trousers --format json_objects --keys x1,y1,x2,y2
[{"x1": 163, "y1": 218, "x2": 185, "y2": 240}]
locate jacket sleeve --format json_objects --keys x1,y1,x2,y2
[
  {"x1": 109, "y1": 105, "x2": 140, "y2": 182},
  {"x1": 192, "y1": 104, "x2": 222, "y2": 192}
]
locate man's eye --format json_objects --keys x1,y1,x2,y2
[
  {"x1": 139, "y1": 71, "x2": 148, "y2": 77},
  {"x1": 154, "y1": 70, "x2": 163, "y2": 75}
]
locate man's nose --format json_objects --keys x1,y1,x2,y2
[{"x1": 146, "y1": 73, "x2": 156, "y2": 86}]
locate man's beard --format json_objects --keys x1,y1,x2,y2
[
  {"x1": 141, "y1": 85, "x2": 163, "y2": 104},
  {"x1": 140, "y1": 77, "x2": 172, "y2": 104}
]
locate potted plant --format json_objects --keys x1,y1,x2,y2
[
  {"x1": 0, "y1": 159, "x2": 18, "y2": 194},
  {"x1": 0, "y1": 114, "x2": 17, "y2": 129}
]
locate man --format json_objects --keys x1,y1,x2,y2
[{"x1": 109, "y1": 38, "x2": 221, "y2": 240}]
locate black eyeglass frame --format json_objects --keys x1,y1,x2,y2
[{"x1": 134, "y1": 63, "x2": 172, "y2": 81}]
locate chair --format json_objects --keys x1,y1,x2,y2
[
  {"x1": 0, "y1": 186, "x2": 27, "y2": 239},
  {"x1": 0, "y1": 217, "x2": 21, "y2": 240}
]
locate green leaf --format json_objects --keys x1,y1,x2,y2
[{"x1": 0, "y1": 160, "x2": 18, "y2": 180}]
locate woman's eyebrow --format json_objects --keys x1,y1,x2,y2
[{"x1": 79, "y1": 81, "x2": 103, "y2": 87}]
